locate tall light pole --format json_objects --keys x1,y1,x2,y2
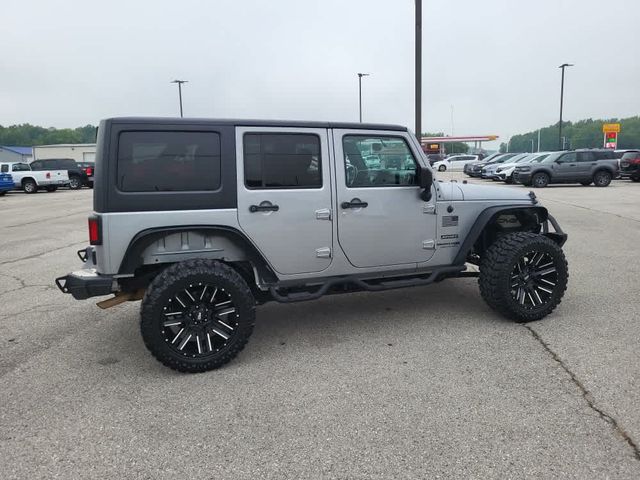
[
  {"x1": 415, "y1": 0, "x2": 422, "y2": 141},
  {"x1": 558, "y1": 64, "x2": 573, "y2": 150},
  {"x1": 171, "y1": 79, "x2": 188, "y2": 117},
  {"x1": 357, "y1": 73, "x2": 370, "y2": 122}
]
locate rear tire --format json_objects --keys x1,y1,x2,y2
[
  {"x1": 23, "y1": 179, "x2": 37, "y2": 193},
  {"x1": 593, "y1": 170, "x2": 612, "y2": 187},
  {"x1": 631, "y1": 177, "x2": 640, "y2": 183},
  {"x1": 479, "y1": 232, "x2": 568, "y2": 322},
  {"x1": 68, "y1": 176, "x2": 82, "y2": 189},
  {"x1": 140, "y1": 259, "x2": 256, "y2": 373},
  {"x1": 532, "y1": 172, "x2": 549, "y2": 188}
]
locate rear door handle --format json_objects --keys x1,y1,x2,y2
[
  {"x1": 249, "y1": 203, "x2": 279, "y2": 213},
  {"x1": 341, "y1": 198, "x2": 368, "y2": 209}
]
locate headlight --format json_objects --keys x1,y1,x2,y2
[
  {"x1": 518, "y1": 166, "x2": 531, "y2": 172},
  {"x1": 496, "y1": 167, "x2": 504, "y2": 173}
]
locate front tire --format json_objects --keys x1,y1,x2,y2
[
  {"x1": 140, "y1": 259, "x2": 256, "y2": 373},
  {"x1": 479, "y1": 232, "x2": 568, "y2": 322},
  {"x1": 23, "y1": 179, "x2": 37, "y2": 193},
  {"x1": 532, "y1": 172, "x2": 549, "y2": 188},
  {"x1": 593, "y1": 170, "x2": 612, "y2": 187}
]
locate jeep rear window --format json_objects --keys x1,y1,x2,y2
[
  {"x1": 116, "y1": 131, "x2": 221, "y2": 192},
  {"x1": 243, "y1": 133, "x2": 322, "y2": 189}
]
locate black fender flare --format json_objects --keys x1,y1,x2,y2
[
  {"x1": 118, "y1": 225, "x2": 278, "y2": 283},
  {"x1": 452, "y1": 205, "x2": 551, "y2": 265}
]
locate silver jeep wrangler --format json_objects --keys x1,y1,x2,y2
[{"x1": 56, "y1": 117, "x2": 568, "y2": 372}]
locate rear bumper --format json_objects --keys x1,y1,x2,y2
[
  {"x1": 55, "y1": 269, "x2": 115, "y2": 300},
  {"x1": 55, "y1": 246, "x2": 115, "y2": 300}
]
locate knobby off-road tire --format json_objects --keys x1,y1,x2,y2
[
  {"x1": 141, "y1": 259, "x2": 256, "y2": 373},
  {"x1": 479, "y1": 232, "x2": 568, "y2": 323}
]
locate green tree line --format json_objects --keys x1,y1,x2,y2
[
  {"x1": 0, "y1": 124, "x2": 97, "y2": 146},
  {"x1": 500, "y1": 116, "x2": 640, "y2": 153}
]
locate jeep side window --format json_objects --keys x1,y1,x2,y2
[
  {"x1": 243, "y1": 133, "x2": 322, "y2": 189},
  {"x1": 116, "y1": 131, "x2": 221, "y2": 192},
  {"x1": 343, "y1": 135, "x2": 417, "y2": 187},
  {"x1": 12, "y1": 163, "x2": 30, "y2": 172}
]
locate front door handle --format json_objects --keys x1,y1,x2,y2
[
  {"x1": 341, "y1": 198, "x2": 368, "y2": 209},
  {"x1": 249, "y1": 203, "x2": 279, "y2": 213}
]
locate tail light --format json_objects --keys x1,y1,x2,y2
[
  {"x1": 86, "y1": 167, "x2": 93, "y2": 176},
  {"x1": 88, "y1": 216, "x2": 102, "y2": 245}
]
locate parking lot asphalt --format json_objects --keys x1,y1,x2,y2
[{"x1": 1, "y1": 179, "x2": 639, "y2": 479}]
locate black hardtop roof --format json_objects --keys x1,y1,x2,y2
[{"x1": 104, "y1": 117, "x2": 409, "y2": 132}]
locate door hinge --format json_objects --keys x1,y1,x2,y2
[
  {"x1": 315, "y1": 208, "x2": 332, "y2": 220},
  {"x1": 423, "y1": 204, "x2": 436, "y2": 214},
  {"x1": 422, "y1": 239, "x2": 435, "y2": 250},
  {"x1": 315, "y1": 247, "x2": 331, "y2": 258}
]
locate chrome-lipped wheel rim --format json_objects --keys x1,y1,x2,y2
[
  {"x1": 510, "y1": 251, "x2": 558, "y2": 310},
  {"x1": 161, "y1": 283, "x2": 239, "y2": 357}
]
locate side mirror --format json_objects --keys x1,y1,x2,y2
[{"x1": 418, "y1": 167, "x2": 433, "y2": 202}]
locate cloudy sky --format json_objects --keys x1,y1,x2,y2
[{"x1": 2, "y1": 0, "x2": 639, "y2": 147}]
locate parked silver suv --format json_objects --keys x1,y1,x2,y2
[{"x1": 56, "y1": 117, "x2": 568, "y2": 372}]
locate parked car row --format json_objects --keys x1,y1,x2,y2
[
  {"x1": 0, "y1": 158, "x2": 94, "y2": 194},
  {"x1": 464, "y1": 149, "x2": 640, "y2": 188}
]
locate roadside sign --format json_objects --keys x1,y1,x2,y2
[
  {"x1": 604, "y1": 131, "x2": 618, "y2": 149},
  {"x1": 602, "y1": 123, "x2": 621, "y2": 133}
]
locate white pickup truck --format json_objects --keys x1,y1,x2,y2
[{"x1": 0, "y1": 161, "x2": 69, "y2": 193}]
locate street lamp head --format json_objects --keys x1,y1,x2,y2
[
  {"x1": 171, "y1": 79, "x2": 188, "y2": 84},
  {"x1": 558, "y1": 63, "x2": 574, "y2": 68},
  {"x1": 357, "y1": 73, "x2": 370, "y2": 78}
]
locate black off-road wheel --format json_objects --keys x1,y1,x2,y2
[
  {"x1": 479, "y1": 232, "x2": 568, "y2": 322},
  {"x1": 532, "y1": 172, "x2": 550, "y2": 188},
  {"x1": 140, "y1": 259, "x2": 256, "y2": 373},
  {"x1": 593, "y1": 170, "x2": 612, "y2": 187}
]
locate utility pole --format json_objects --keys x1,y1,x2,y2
[
  {"x1": 537, "y1": 129, "x2": 541, "y2": 152},
  {"x1": 530, "y1": 139, "x2": 535, "y2": 153},
  {"x1": 558, "y1": 64, "x2": 573, "y2": 150},
  {"x1": 171, "y1": 79, "x2": 188, "y2": 117},
  {"x1": 357, "y1": 73, "x2": 370, "y2": 122},
  {"x1": 415, "y1": 0, "x2": 422, "y2": 141}
]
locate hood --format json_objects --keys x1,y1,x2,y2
[{"x1": 454, "y1": 182, "x2": 534, "y2": 201}]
